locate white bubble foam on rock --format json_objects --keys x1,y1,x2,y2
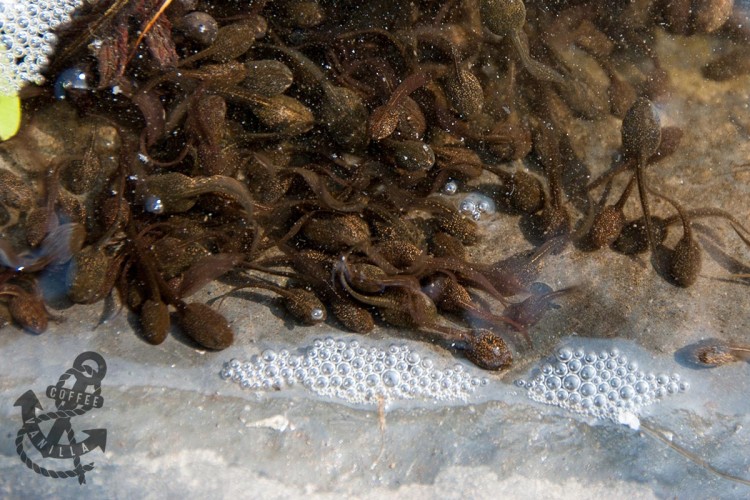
[{"x1": 221, "y1": 337, "x2": 489, "y2": 406}]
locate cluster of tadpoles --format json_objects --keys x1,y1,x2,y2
[{"x1": 0, "y1": 0, "x2": 749, "y2": 369}]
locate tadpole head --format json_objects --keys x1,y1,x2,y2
[
  {"x1": 443, "y1": 68, "x2": 484, "y2": 118},
  {"x1": 695, "y1": 343, "x2": 738, "y2": 367},
  {"x1": 505, "y1": 171, "x2": 545, "y2": 215},
  {"x1": 463, "y1": 330, "x2": 513, "y2": 371},
  {"x1": 140, "y1": 299, "x2": 170, "y2": 345},
  {"x1": 321, "y1": 86, "x2": 369, "y2": 152},
  {"x1": 283, "y1": 288, "x2": 327, "y2": 325},
  {"x1": 250, "y1": 95, "x2": 315, "y2": 136},
  {"x1": 178, "y1": 11, "x2": 219, "y2": 47},
  {"x1": 435, "y1": 212, "x2": 480, "y2": 245},
  {"x1": 430, "y1": 231, "x2": 467, "y2": 260},
  {"x1": 384, "y1": 139, "x2": 436, "y2": 172},
  {"x1": 480, "y1": 0, "x2": 526, "y2": 36},
  {"x1": 588, "y1": 205, "x2": 626, "y2": 249},
  {"x1": 621, "y1": 97, "x2": 662, "y2": 160},
  {"x1": 330, "y1": 297, "x2": 375, "y2": 333},
  {"x1": 668, "y1": 235, "x2": 702, "y2": 287},
  {"x1": 176, "y1": 302, "x2": 234, "y2": 350},
  {"x1": 9, "y1": 292, "x2": 48, "y2": 335},
  {"x1": 65, "y1": 246, "x2": 113, "y2": 304},
  {"x1": 612, "y1": 216, "x2": 667, "y2": 255}
]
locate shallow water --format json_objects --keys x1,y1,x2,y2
[{"x1": 2, "y1": 1, "x2": 750, "y2": 498}]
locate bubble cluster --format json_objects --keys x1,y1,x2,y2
[
  {"x1": 0, "y1": 0, "x2": 86, "y2": 94},
  {"x1": 459, "y1": 192, "x2": 496, "y2": 221},
  {"x1": 516, "y1": 346, "x2": 688, "y2": 426},
  {"x1": 221, "y1": 337, "x2": 489, "y2": 405}
]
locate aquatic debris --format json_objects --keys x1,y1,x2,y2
[
  {"x1": 515, "y1": 346, "x2": 688, "y2": 429},
  {"x1": 220, "y1": 337, "x2": 488, "y2": 405}
]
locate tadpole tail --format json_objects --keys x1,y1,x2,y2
[
  {"x1": 639, "y1": 420, "x2": 750, "y2": 487},
  {"x1": 509, "y1": 32, "x2": 565, "y2": 85}
]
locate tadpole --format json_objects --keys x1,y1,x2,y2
[
  {"x1": 650, "y1": 189, "x2": 702, "y2": 287},
  {"x1": 258, "y1": 44, "x2": 369, "y2": 151},
  {"x1": 621, "y1": 97, "x2": 662, "y2": 254},
  {"x1": 480, "y1": 0, "x2": 565, "y2": 85}
]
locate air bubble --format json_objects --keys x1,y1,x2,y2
[
  {"x1": 554, "y1": 362, "x2": 568, "y2": 376},
  {"x1": 580, "y1": 382, "x2": 596, "y2": 397},
  {"x1": 557, "y1": 347, "x2": 573, "y2": 361},
  {"x1": 567, "y1": 359, "x2": 582, "y2": 373},
  {"x1": 545, "y1": 376, "x2": 562, "y2": 390},
  {"x1": 563, "y1": 374, "x2": 581, "y2": 391},
  {"x1": 580, "y1": 365, "x2": 596, "y2": 380},
  {"x1": 224, "y1": 338, "x2": 486, "y2": 404},
  {"x1": 262, "y1": 349, "x2": 277, "y2": 362},
  {"x1": 383, "y1": 370, "x2": 400, "y2": 387},
  {"x1": 619, "y1": 385, "x2": 635, "y2": 399},
  {"x1": 443, "y1": 180, "x2": 458, "y2": 195}
]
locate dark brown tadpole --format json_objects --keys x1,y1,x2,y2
[
  {"x1": 612, "y1": 216, "x2": 668, "y2": 255},
  {"x1": 140, "y1": 172, "x2": 258, "y2": 219},
  {"x1": 586, "y1": 174, "x2": 636, "y2": 250},
  {"x1": 462, "y1": 330, "x2": 513, "y2": 370},
  {"x1": 329, "y1": 293, "x2": 375, "y2": 333},
  {"x1": 258, "y1": 44, "x2": 369, "y2": 151},
  {"x1": 140, "y1": 298, "x2": 170, "y2": 345},
  {"x1": 233, "y1": 276, "x2": 327, "y2": 326},
  {"x1": 688, "y1": 339, "x2": 750, "y2": 367},
  {"x1": 66, "y1": 245, "x2": 120, "y2": 304},
  {"x1": 175, "y1": 302, "x2": 234, "y2": 350},
  {"x1": 650, "y1": 189, "x2": 701, "y2": 287},
  {"x1": 442, "y1": 42, "x2": 485, "y2": 118},
  {"x1": 480, "y1": 0, "x2": 565, "y2": 85},
  {"x1": 178, "y1": 17, "x2": 265, "y2": 66},
  {"x1": 301, "y1": 213, "x2": 371, "y2": 252},
  {"x1": 0, "y1": 284, "x2": 50, "y2": 334},
  {"x1": 369, "y1": 73, "x2": 430, "y2": 141},
  {"x1": 621, "y1": 97, "x2": 662, "y2": 254}
]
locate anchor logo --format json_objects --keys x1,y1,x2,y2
[{"x1": 14, "y1": 351, "x2": 108, "y2": 484}]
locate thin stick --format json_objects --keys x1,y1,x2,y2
[
  {"x1": 125, "y1": 0, "x2": 175, "y2": 67},
  {"x1": 640, "y1": 421, "x2": 750, "y2": 487}
]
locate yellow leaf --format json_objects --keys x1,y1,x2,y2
[{"x1": 0, "y1": 93, "x2": 21, "y2": 141}]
